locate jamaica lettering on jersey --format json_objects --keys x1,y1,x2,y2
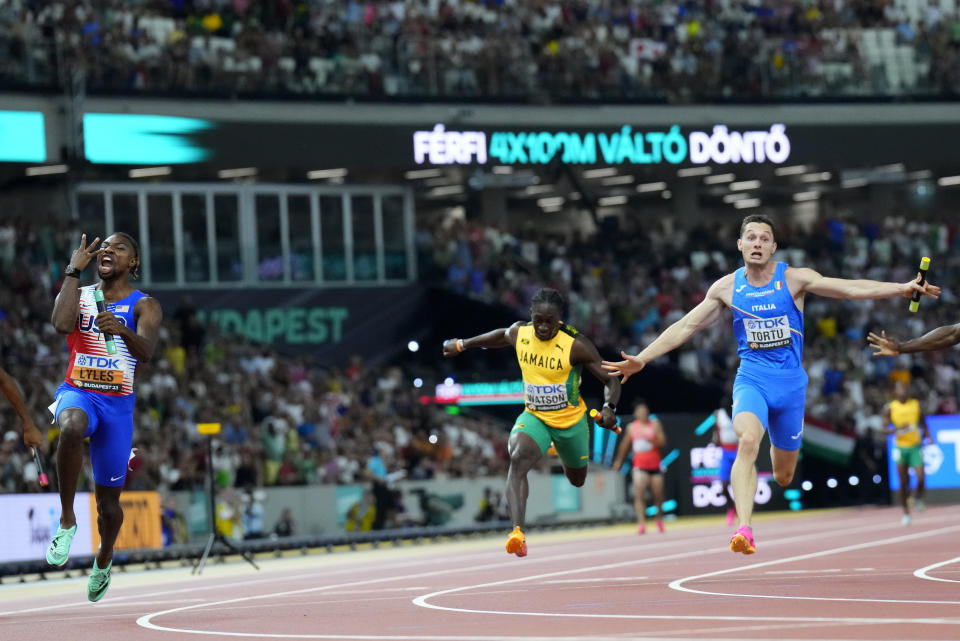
[
  {"x1": 63, "y1": 285, "x2": 146, "y2": 397},
  {"x1": 515, "y1": 323, "x2": 586, "y2": 428},
  {"x1": 730, "y1": 261, "x2": 804, "y2": 370}
]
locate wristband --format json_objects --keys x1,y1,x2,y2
[
  {"x1": 456, "y1": 339, "x2": 465, "y2": 353},
  {"x1": 63, "y1": 265, "x2": 82, "y2": 279}
]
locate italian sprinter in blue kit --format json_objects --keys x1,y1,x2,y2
[
  {"x1": 602, "y1": 215, "x2": 939, "y2": 555},
  {"x1": 47, "y1": 233, "x2": 162, "y2": 601}
]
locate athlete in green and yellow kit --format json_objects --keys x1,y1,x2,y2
[
  {"x1": 883, "y1": 381, "x2": 931, "y2": 525},
  {"x1": 443, "y1": 288, "x2": 621, "y2": 557}
]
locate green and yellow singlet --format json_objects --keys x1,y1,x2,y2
[
  {"x1": 890, "y1": 398, "x2": 922, "y2": 448},
  {"x1": 515, "y1": 323, "x2": 586, "y2": 428}
]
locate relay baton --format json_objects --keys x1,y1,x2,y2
[
  {"x1": 590, "y1": 408, "x2": 622, "y2": 435},
  {"x1": 93, "y1": 289, "x2": 117, "y2": 354},
  {"x1": 32, "y1": 447, "x2": 49, "y2": 487},
  {"x1": 909, "y1": 256, "x2": 930, "y2": 313}
]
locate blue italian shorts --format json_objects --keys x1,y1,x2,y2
[
  {"x1": 732, "y1": 365, "x2": 808, "y2": 451},
  {"x1": 52, "y1": 382, "x2": 135, "y2": 487}
]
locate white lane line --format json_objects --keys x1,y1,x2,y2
[
  {"x1": 0, "y1": 543, "x2": 527, "y2": 618},
  {"x1": 122, "y1": 513, "x2": 957, "y2": 638},
  {"x1": 668, "y1": 523, "x2": 960, "y2": 605},
  {"x1": 134, "y1": 536, "x2": 693, "y2": 639},
  {"x1": 766, "y1": 569, "x2": 843, "y2": 574},
  {"x1": 914, "y1": 557, "x2": 960, "y2": 583},
  {"x1": 540, "y1": 577, "x2": 648, "y2": 584},
  {"x1": 409, "y1": 520, "x2": 960, "y2": 627},
  {"x1": 134, "y1": 518, "x2": 931, "y2": 637}
]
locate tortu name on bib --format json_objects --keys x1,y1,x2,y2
[{"x1": 744, "y1": 315, "x2": 792, "y2": 350}]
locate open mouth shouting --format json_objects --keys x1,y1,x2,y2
[{"x1": 98, "y1": 253, "x2": 115, "y2": 275}]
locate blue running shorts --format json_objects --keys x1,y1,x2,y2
[
  {"x1": 53, "y1": 383, "x2": 135, "y2": 487},
  {"x1": 732, "y1": 365, "x2": 808, "y2": 451}
]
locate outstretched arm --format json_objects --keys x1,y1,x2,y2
[
  {"x1": 790, "y1": 267, "x2": 939, "y2": 301},
  {"x1": 573, "y1": 337, "x2": 621, "y2": 431},
  {"x1": 611, "y1": 430, "x2": 632, "y2": 470},
  {"x1": 868, "y1": 324, "x2": 960, "y2": 356},
  {"x1": 442, "y1": 321, "x2": 522, "y2": 357},
  {"x1": 0, "y1": 366, "x2": 43, "y2": 451},
  {"x1": 602, "y1": 274, "x2": 732, "y2": 383},
  {"x1": 653, "y1": 418, "x2": 666, "y2": 448}
]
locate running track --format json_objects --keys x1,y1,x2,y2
[{"x1": 2, "y1": 506, "x2": 959, "y2": 641}]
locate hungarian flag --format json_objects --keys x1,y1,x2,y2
[{"x1": 630, "y1": 38, "x2": 667, "y2": 61}]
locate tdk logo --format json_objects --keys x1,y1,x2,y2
[
  {"x1": 77, "y1": 355, "x2": 120, "y2": 369},
  {"x1": 745, "y1": 317, "x2": 786, "y2": 330},
  {"x1": 527, "y1": 383, "x2": 565, "y2": 394}
]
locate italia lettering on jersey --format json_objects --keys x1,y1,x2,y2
[
  {"x1": 63, "y1": 285, "x2": 146, "y2": 397},
  {"x1": 730, "y1": 261, "x2": 804, "y2": 369}
]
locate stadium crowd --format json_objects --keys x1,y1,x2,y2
[
  {"x1": 423, "y1": 210, "x2": 960, "y2": 437},
  {"x1": 1, "y1": 210, "x2": 959, "y2": 517},
  {"x1": 0, "y1": 215, "x2": 510, "y2": 498},
  {"x1": 0, "y1": 0, "x2": 958, "y2": 100}
]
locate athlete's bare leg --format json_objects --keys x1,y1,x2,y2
[
  {"x1": 914, "y1": 464, "x2": 926, "y2": 505},
  {"x1": 506, "y1": 431, "x2": 542, "y2": 529},
  {"x1": 562, "y1": 464, "x2": 587, "y2": 488},
  {"x1": 55, "y1": 408, "x2": 89, "y2": 529},
  {"x1": 897, "y1": 463, "x2": 911, "y2": 515},
  {"x1": 94, "y1": 484, "x2": 124, "y2": 567},
  {"x1": 770, "y1": 445, "x2": 800, "y2": 487},
  {"x1": 650, "y1": 473, "x2": 665, "y2": 518},
  {"x1": 731, "y1": 412, "x2": 764, "y2": 527},
  {"x1": 633, "y1": 471, "x2": 649, "y2": 527}
]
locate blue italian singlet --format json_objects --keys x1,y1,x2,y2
[
  {"x1": 729, "y1": 261, "x2": 808, "y2": 450},
  {"x1": 731, "y1": 261, "x2": 803, "y2": 369}
]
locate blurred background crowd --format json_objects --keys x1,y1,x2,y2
[
  {"x1": 422, "y1": 211, "x2": 960, "y2": 432},
  {"x1": 1, "y1": 0, "x2": 959, "y2": 100},
  {"x1": 2, "y1": 210, "x2": 958, "y2": 512}
]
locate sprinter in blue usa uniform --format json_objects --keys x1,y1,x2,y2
[
  {"x1": 47, "y1": 233, "x2": 162, "y2": 601},
  {"x1": 603, "y1": 215, "x2": 939, "y2": 554}
]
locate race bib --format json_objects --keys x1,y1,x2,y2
[
  {"x1": 744, "y1": 315, "x2": 792, "y2": 350},
  {"x1": 71, "y1": 353, "x2": 124, "y2": 393},
  {"x1": 525, "y1": 383, "x2": 569, "y2": 412},
  {"x1": 632, "y1": 439, "x2": 653, "y2": 453}
]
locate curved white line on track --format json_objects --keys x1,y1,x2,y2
[
  {"x1": 135, "y1": 538, "x2": 684, "y2": 638},
  {"x1": 914, "y1": 556, "x2": 960, "y2": 583},
  {"x1": 410, "y1": 520, "x2": 960, "y2": 628},
  {"x1": 667, "y1": 523, "x2": 960, "y2": 605},
  {"x1": 133, "y1": 514, "x2": 960, "y2": 638},
  {"x1": 0, "y1": 546, "x2": 514, "y2": 618}
]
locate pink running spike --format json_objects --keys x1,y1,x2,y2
[{"x1": 729, "y1": 525, "x2": 756, "y2": 554}]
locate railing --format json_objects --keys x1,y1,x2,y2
[{"x1": 71, "y1": 183, "x2": 416, "y2": 288}]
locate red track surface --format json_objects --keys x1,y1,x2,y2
[{"x1": 2, "y1": 506, "x2": 959, "y2": 641}]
